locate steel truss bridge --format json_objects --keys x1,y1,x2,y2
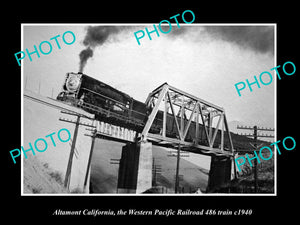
[{"x1": 141, "y1": 83, "x2": 234, "y2": 158}]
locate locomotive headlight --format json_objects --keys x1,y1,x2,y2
[{"x1": 66, "y1": 74, "x2": 81, "y2": 92}]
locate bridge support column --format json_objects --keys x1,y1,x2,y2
[
  {"x1": 117, "y1": 141, "x2": 153, "y2": 193},
  {"x1": 206, "y1": 156, "x2": 232, "y2": 193}
]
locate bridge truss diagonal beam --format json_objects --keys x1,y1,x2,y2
[{"x1": 141, "y1": 83, "x2": 234, "y2": 157}]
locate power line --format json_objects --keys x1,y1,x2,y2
[{"x1": 236, "y1": 125, "x2": 274, "y2": 193}]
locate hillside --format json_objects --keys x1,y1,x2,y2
[{"x1": 23, "y1": 155, "x2": 68, "y2": 194}]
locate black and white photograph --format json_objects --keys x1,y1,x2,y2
[
  {"x1": 21, "y1": 24, "x2": 276, "y2": 195},
  {"x1": 4, "y1": 5, "x2": 298, "y2": 223}
]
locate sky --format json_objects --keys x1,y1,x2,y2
[{"x1": 22, "y1": 24, "x2": 276, "y2": 131}]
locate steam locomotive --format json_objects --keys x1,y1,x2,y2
[{"x1": 57, "y1": 72, "x2": 164, "y2": 131}]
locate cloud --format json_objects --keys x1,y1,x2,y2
[
  {"x1": 78, "y1": 25, "x2": 142, "y2": 72},
  {"x1": 78, "y1": 25, "x2": 274, "y2": 72},
  {"x1": 204, "y1": 26, "x2": 274, "y2": 55}
]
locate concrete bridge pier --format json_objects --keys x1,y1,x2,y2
[
  {"x1": 206, "y1": 156, "x2": 233, "y2": 192},
  {"x1": 117, "y1": 141, "x2": 153, "y2": 194}
]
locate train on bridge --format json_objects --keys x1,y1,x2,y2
[
  {"x1": 56, "y1": 72, "x2": 212, "y2": 144},
  {"x1": 56, "y1": 72, "x2": 251, "y2": 150}
]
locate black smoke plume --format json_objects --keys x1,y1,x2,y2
[
  {"x1": 79, "y1": 47, "x2": 93, "y2": 73},
  {"x1": 78, "y1": 26, "x2": 124, "y2": 72}
]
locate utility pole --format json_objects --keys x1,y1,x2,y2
[
  {"x1": 237, "y1": 125, "x2": 274, "y2": 193},
  {"x1": 84, "y1": 128, "x2": 97, "y2": 189},
  {"x1": 152, "y1": 158, "x2": 162, "y2": 187},
  {"x1": 59, "y1": 110, "x2": 95, "y2": 189},
  {"x1": 253, "y1": 126, "x2": 258, "y2": 192},
  {"x1": 174, "y1": 144, "x2": 181, "y2": 193},
  {"x1": 175, "y1": 98, "x2": 185, "y2": 194},
  {"x1": 168, "y1": 144, "x2": 189, "y2": 193},
  {"x1": 110, "y1": 158, "x2": 120, "y2": 193}
]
